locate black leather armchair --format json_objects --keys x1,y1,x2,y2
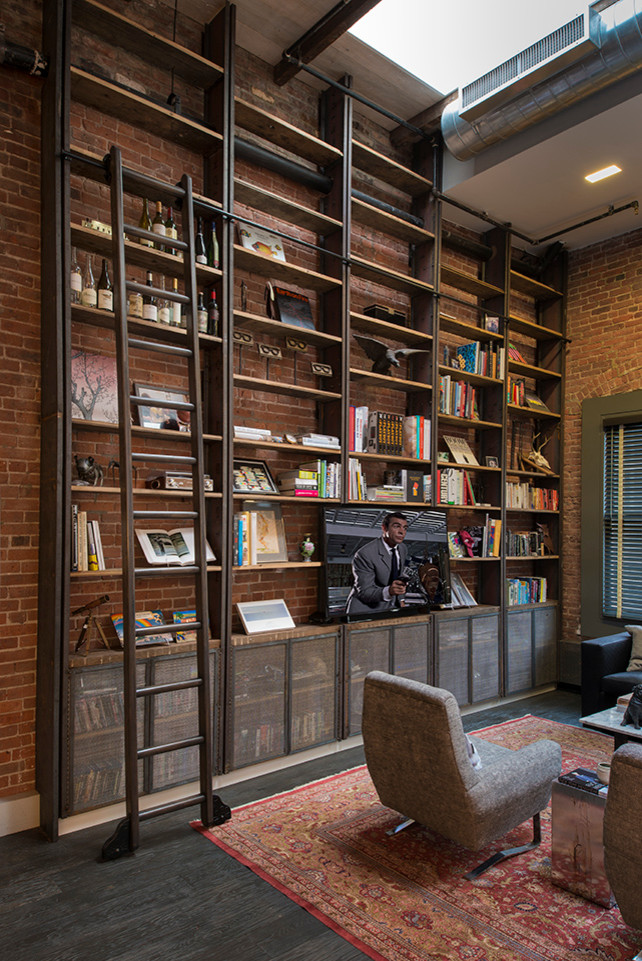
[{"x1": 580, "y1": 630, "x2": 642, "y2": 715}]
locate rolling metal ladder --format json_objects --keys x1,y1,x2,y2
[{"x1": 101, "y1": 145, "x2": 229, "y2": 858}]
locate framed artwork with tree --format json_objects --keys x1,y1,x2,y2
[{"x1": 70, "y1": 350, "x2": 118, "y2": 424}]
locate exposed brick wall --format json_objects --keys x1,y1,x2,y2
[{"x1": 562, "y1": 226, "x2": 642, "y2": 640}]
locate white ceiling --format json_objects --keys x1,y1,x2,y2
[{"x1": 178, "y1": 0, "x2": 642, "y2": 252}]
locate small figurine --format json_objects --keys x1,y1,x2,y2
[
  {"x1": 622, "y1": 684, "x2": 642, "y2": 729},
  {"x1": 74, "y1": 454, "x2": 104, "y2": 486},
  {"x1": 300, "y1": 534, "x2": 315, "y2": 562},
  {"x1": 353, "y1": 334, "x2": 431, "y2": 376}
]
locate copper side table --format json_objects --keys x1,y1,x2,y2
[{"x1": 550, "y1": 778, "x2": 614, "y2": 908}]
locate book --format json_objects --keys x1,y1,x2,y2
[
  {"x1": 523, "y1": 390, "x2": 551, "y2": 412},
  {"x1": 558, "y1": 768, "x2": 607, "y2": 796},
  {"x1": 238, "y1": 225, "x2": 286, "y2": 261},
  {"x1": 172, "y1": 609, "x2": 198, "y2": 643},
  {"x1": 110, "y1": 610, "x2": 173, "y2": 647},
  {"x1": 405, "y1": 470, "x2": 425, "y2": 502},
  {"x1": 266, "y1": 283, "x2": 315, "y2": 329},
  {"x1": 443, "y1": 435, "x2": 479, "y2": 466},
  {"x1": 450, "y1": 572, "x2": 477, "y2": 607},
  {"x1": 135, "y1": 528, "x2": 216, "y2": 566}
]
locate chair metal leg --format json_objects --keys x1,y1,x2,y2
[
  {"x1": 465, "y1": 813, "x2": 542, "y2": 880},
  {"x1": 387, "y1": 816, "x2": 415, "y2": 836}
]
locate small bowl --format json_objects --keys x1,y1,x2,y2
[{"x1": 597, "y1": 761, "x2": 611, "y2": 785}]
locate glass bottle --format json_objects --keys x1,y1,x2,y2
[
  {"x1": 152, "y1": 200, "x2": 166, "y2": 249},
  {"x1": 207, "y1": 220, "x2": 220, "y2": 269},
  {"x1": 97, "y1": 258, "x2": 113, "y2": 311},
  {"x1": 80, "y1": 253, "x2": 97, "y2": 308},
  {"x1": 197, "y1": 291, "x2": 207, "y2": 333},
  {"x1": 165, "y1": 206, "x2": 178, "y2": 257},
  {"x1": 208, "y1": 290, "x2": 219, "y2": 336},
  {"x1": 138, "y1": 197, "x2": 153, "y2": 247},
  {"x1": 70, "y1": 246, "x2": 82, "y2": 303},
  {"x1": 142, "y1": 271, "x2": 158, "y2": 322},
  {"x1": 195, "y1": 217, "x2": 207, "y2": 265},
  {"x1": 171, "y1": 278, "x2": 182, "y2": 327},
  {"x1": 158, "y1": 276, "x2": 171, "y2": 325},
  {"x1": 127, "y1": 279, "x2": 143, "y2": 318}
]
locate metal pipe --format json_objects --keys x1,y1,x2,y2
[
  {"x1": 351, "y1": 188, "x2": 425, "y2": 228},
  {"x1": 441, "y1": 228, "x2": 493, "y2": 260},
  {"x1": 0, "y1": 25, "x2": 48, "y2": 76},
  {"x1": 235, "y1": 137, "x2": 332, "y2": 192}
]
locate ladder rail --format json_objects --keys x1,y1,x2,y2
[{"x1": 106, "y1": 144, "x2": 219, "y2": 856}]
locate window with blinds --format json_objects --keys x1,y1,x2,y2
[{"x1": 603, "y1": 422, "x2": 642, "y2": 619}]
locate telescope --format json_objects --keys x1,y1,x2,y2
[{"x1": 73, "y1": 595, "x2": 110, "y2": 653}]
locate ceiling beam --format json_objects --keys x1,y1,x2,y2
[
  {"x1": 390, "y1": 91, "x2": 458, "y2": 148},
  {"x1": 274, "y1": 0, "x2": 382, "y2": 86}
]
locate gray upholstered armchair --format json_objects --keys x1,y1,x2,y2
[
  {"x1": 604, "y1": 743, "x2": 642, "y2": 941},
  {"x1": 362, "y1": 671, "x2": 562, "y2": 878}
]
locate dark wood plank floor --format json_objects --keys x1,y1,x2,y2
[{"x1": 0, "y1": 690, "x2": 581, "y2": 961}]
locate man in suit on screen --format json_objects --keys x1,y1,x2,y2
[{"x1": 345, "y1": 512, "x2": 409, "y2": 616}]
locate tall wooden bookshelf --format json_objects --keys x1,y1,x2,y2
[{"x1": 38, "y1": 0, "x2": 567, "y2": 838}]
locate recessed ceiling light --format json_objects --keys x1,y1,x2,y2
[{"x1": 585, "y1": 164, "x2": 622, "y2": 183}]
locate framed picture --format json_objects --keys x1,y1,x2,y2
[
  {"x1": 242, "y1": 499, "x2": 288, "y2": 563},
  {"x1": 71, "y1": 350, "x2": 118, "y2": 424},
  {"x1": 236, "y1": 598, "x2": 295, "y2": 634},
  {"x1": 485, "y1": 456, "x2": 500, "y2": 468},
  {"x1": 233, "y1": 459, "x2": 278, "y2": 494},
  {"x1": 134, "y1": 384, "x2": 190, "y2": 430}
]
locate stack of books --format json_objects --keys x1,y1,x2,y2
[
  {"x1": 278, "y1": 469, "x2": 319, "y2": 497},
  {"x1": 296, "y1": 432, "x2": 340, "y2": 449}
]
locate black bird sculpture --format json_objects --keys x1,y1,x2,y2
[{"x1": 353, "y1": 334, "x2": 431, "y2": 376}]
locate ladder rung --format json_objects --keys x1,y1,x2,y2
[
  {"x1": 123, "y1": 222, "x2": 189, "y2": 254},
  {"x1": 126, "y1": 278, "x2": 191, "y2": 304},
  {"x1": 138, "y1": 735, "x2": 203, "y2": 759},
  {"x1": 131, "y1": 452, "x2": 196, "y2": 464},
  {"x1": 120, "y1": 166, "x2": 188, "y2": 204},
  {"x1": 128, "y1": 337, "x2": 193, "y2": 358},
  {"x1": 138, "y1": 793, "x2": 207, "y2": 822},
  {"x1": 136, "y1": 676, "x2": 203, "y2": 698},
  {"x1": 130, "y1": 395, "x2": 194, "y2": 413}
]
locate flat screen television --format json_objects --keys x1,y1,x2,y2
[{"x1": 321, "y1": 505, "x2": 451, "y2": 622}]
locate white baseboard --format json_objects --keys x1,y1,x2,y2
[{"x1": 0, "y1": 792, "x2": 40, "y2": 838}]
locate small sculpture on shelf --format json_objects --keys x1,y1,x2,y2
[
  {"x1": 72, "y1": 594, "x2": 110, "y2": 654},
  {"x1": 353, "y1": 334, "x2": 430, "y2": 376},
  {"x1": 299, "y1": 534, "x2": 315, "y2": 563},
  {"x1": 74, "y1": 454, "x2": 104, "y2": 486}
]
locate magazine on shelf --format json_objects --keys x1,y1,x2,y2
[
  {"x1": 266, "y1": 282, "x2": 315, "y2": 330},
  {"x1": 110, "y1": 610, "x2": 173, "y2": 647},
  {"x1": 238, "y1": 225, "x2": 286, "y2": 261},
  {"x1": 443, "y1": 435, "x2": 479, "y2": 466},
  {"x1": 173, "y1": 609, "x2": 198, "y2": 643},
  {"x1": 135, "y1": 528, "x2": 216, "y2": 566}
]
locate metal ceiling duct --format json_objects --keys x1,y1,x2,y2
[{"x1": 442, "y1": 0, "x2": 642, "y2": 161}]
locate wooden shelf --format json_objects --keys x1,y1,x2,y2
[
  {"x1": 438, "y1": 364, "x2": 502, "y2": 389},
  {"x1": 507, "y1": 402, "x2": 561, "y2": 421},
  {"x1": 438, "y1": 414, "x2": 502, "y2": 430},
  {"x1": 506, "y1": 555, "x2": 560, "y2": 561},
  {"x1": 440, "y1": 314, "x2": 503, "y2": 343},
  {"x1": 234, "y1": 374, "x2": 341, "y2": 401},
  {"x1": 235, "y1": 179, "x2": 340, "y2": 234},
  {"x1": 350, "y1": 310, "x2": 432, "y2": 347},
  {"x1": 71, "y1": 418, "x2": 222, "y2": 445},
  {"x1": 70, "y1": 67, "x2": 223, "y2": 152},
  {"x1": 510, "y1": 270, "x2": 563, "y2": 300},
  {"x1": 71, "y1": 302, "x2": 223, "y2": 348},
  {"x1": 235, "y1": 99, "x2": 342, "y2": 167},
  {"x1": 233, "y1": 309, "x2": 341, "y2": 347},
  {"x1": 234, "y1": 245, "x2": 341, "y2": 293},
  {"x1": 351, "y1": 197, "x2": 434, "y2": 245},
  {"x1": 232, "y1": 495, "x2": 338, "y2": 505},
  {"x1": 508, "y1": 359, "x2": 562, "y2": 381},
  {"x1": 441, "y1": 265, "x2": 503, "y2": 299},
  {"x1": 351, "y1": 256, "x2": 434, "y2": 296},
  {"x1": 73, "y1": 0, "x2": 224, "y2": 85},
  {"x1": 349, "y1": 367, "x2": 431, "y2": 393},
  {"x1": 509, "y1": 314, "x2": 563, "y2": 341},
  {"x1": 438, "y1": 504, "x2": 502, "y2": 513},
  {"x1": 233, "y1": 561, "x2": 324, "y2": 570},
  {"x1": 233, "y1": 437, "x2": 342, "y2": 456},
  {"x1": 351, "y1": 140, "x2": 432, "y2": 196},
  {"x1": 71, "y1": 485, "x2": 222, "y2": 499},
  {"x1": 352, "y1": 451, "x2": 430, "y2": 467}
]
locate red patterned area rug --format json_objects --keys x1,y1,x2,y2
[{"x1": 194, "y1": 717, "x2": 639, "y2": 961}]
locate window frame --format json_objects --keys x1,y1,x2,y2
[{"x1": 581, "y1": 389, "x2": 642, "y2": 636}]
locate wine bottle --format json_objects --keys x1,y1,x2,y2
[
  {"x1": 152, "y1": 200, "x2": 166, "y2": 249},
  {"x1": 138, "y1": 197, "x2": 153, "y2": 247},
  {"x1": 165, "y1": 206, "x2": 178, "y2": 257},
  {"x1": 195, "y1": 217, "x2": 207, "y2": 265},
  {"x1": 97, "y1": 258, "x2": 113, "y2": 311},
  {"x1": 80, "y1": 253, "x2": 97, "y2": 308},
  {"x1": 208, "y1": 290, "x2": 219, "y2": 336},
  {"x1": 171, "y1": 278, "x2": 182, "y2": 327},
  {"x1": 70, "y1": 246, "x2": 82, "y2": 304},
  {"x1": 197, "y1": 291, "x2": 207, "y2": 333},
  {"x1": 143, "y1": 271, "x2": 158, "y2": 322},
  {"x1": 158, "y1": 276, "x2": 171, "y2": 325},
  {"x1": 207, "y1": 221, "x2": 220, "y2": 269},
  {"x1": 127, "y1": 278, "x2": 143, "y2": 318}
]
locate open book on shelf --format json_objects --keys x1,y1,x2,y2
[{"x1": 135, "y1": 528, "x2": 216, "y2": 566}]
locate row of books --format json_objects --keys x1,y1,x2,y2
[
  {"x1": 506, "y1": 529, "x2": 553, "y2": 557},
  {"x1": 75, "y1": 688, "x2": 123, "y2": 732},
  {"x1": 448, "y1": 517, "x2": 502, "y2": 558},
  {"x1": 277, "y1": 461, "x2": 341, "y2": 498},
  {"x1": 436, "y1": 467, "x2": 478, "y2": 506},
  {"x1": 507, "y1": 576, "x2": 547, "y2": 605},
  {"x1": 507, "y1": 376, "x2": 551, "y2": 412},
  {"x1": 71, "y1": 507, "x2": 105, "y2": 572},
  {"x1": 349, "y1": 406, "x2": 431, "y2": 458},
  {"x1": 558, "y1": 768, "x2": 608, "y2": 796},
  {"x1": 455, "y1": 340, "x2": 506, "y2": 380},
  {"x1": 349, "y1": 457, "x2": 367, "y2": 501},
  {"x1": 438, "y1": 376, "x2": 480, "y2": 420},
  {"x1": 73, "y1": 763, "x2": 123, "y2": 807},
  {"x1": 506, "y1": 481, "x2": 559, "y2": 511},
  {"x1": 366, "y1": 469, "x2": 430, "y2": 503},
  {"x1": 234, "y1": 510, "x2": 261, "y2": 566}
]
